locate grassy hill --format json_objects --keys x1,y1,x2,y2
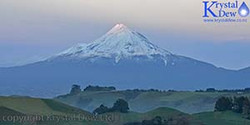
[
  {"x1": 121, "y1": 107, "x2": 202, "y2": 124},
  {"x1": 193, "y1": 111, "x2": 250, "y2": 125},
  {"x1": 89, "y1": 107, "x2": 202, "y2": 125},
  {"x1": 56, "y1": 90, "x2": 250, "y2": 114},
  {"x1": 0, "y1": 96, "x2": 90, "y2": 115},
  {"x1": 0, "y1": 106, "x2": 25, "y2": 125}
]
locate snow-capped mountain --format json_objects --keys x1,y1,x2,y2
[
  {"x1": 0, "y1": 24, "x2": 249, "y2": 97},
  {"x1": 55, "y1": 24, "x2": 171, "y2": 64}
]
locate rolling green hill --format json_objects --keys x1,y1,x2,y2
[
  {"x1": 56, "y1": 90, "x2": 250, "y2": 114},
  {"x1": 0, "y1": 96, "x2": 200, "y2": 125},
  {"x1": 107, "y1": 107, "x2": 202, "y2": 125},
  {"x1": 193, "y1": 111, "x2": 250, "y2": 125},
  {"x1": 1, "y1": 96, "x2": 250, "y2": 125}
]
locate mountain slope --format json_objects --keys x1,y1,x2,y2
[{"x1": 0, "y1": 24, "x2": 249, "y2": 97}]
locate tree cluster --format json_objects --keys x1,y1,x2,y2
[
  {"x1": 125, "y1": 89, "x2": 168, "y2": 93},
  {"x1": 215, "y1": 96, "x2": 250, "y2": 119},
  {"x1": 84, "y1": 85, "x2": 116, "y2": 91},
  {"x1": 93, "y1": 99, "x2": 129, "y2": 115}
]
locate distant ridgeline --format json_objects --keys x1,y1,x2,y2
[
  {"x1": 196, "y1": 88, "x2": 250, "y2": 93},
  {"x1": 67, "y1": 84, "x2": 250, "y2": 97}
]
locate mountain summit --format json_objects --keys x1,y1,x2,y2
[{"x1": 56, "y1": 24, "x2": 171, "y2": 63}]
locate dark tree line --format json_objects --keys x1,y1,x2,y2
[
  {"x1": 124, "y1": 116, "x2": 189, "y2": 125},
  {"x1": 69, "y1": 84, "x2": 116, "y2": 95},
  {"x1": 84, "y1": 85, "x2": 116, "y2": 91},
  {"x1": 215, "y1": 96, "x2": 250, "y2": 119},
  {"x1": 196, "y1": 88, "x2": 250, "y2": 93},
  {"x1": 69, "y1": 85, "x2": 250, "y2": 96},
  {"x1": 93, "y1": 99, "x2": 129, "y2": 115}
]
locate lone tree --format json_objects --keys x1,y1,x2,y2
[
  {"x1": 111, "y1": 99, "x2": 129, "y2": 113},
  {"x1": 70, "y1": 84, "x2": 81, "y2": 95},
  {"x1": 215, "y1": 97, "x2": 232, "y2": 111}
]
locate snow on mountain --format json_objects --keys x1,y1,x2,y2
[
  {"x1": 58, "y1": 43, "x2": 88, "y2": 55},
  {"x1": 56, "y1": 24, "x2": 172, "y2": 63}
]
